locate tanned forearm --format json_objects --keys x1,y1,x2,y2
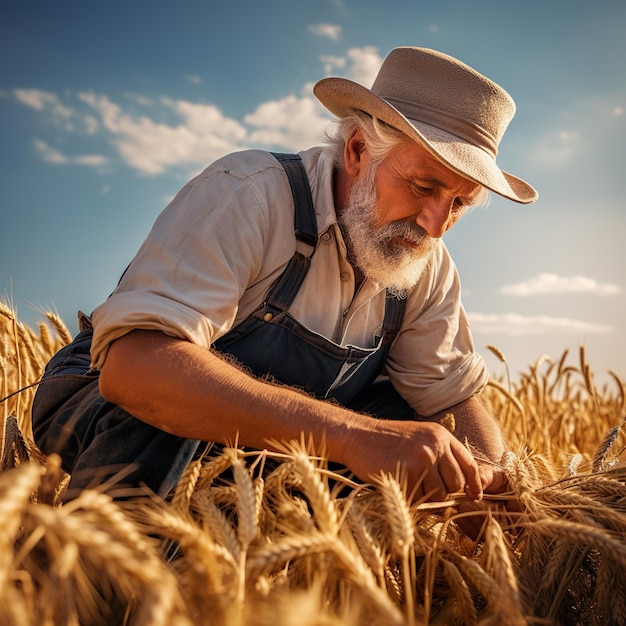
[
  {"x1": 99, "y1": 329, "x2": 354, "y2": 462},
  {"x1": 99, "y1": 329, "x2": 505, "y2": 501}
]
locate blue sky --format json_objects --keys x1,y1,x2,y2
[{"x1": 1, "y1": 0, "x2": 625, "y2": 386}]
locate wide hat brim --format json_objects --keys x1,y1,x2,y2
[{"x1": 314, "y1": 76, "x2": 538, "y2": 204}]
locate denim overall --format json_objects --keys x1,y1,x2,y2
[{"x1": 32, "y1": 153, "x2": 413, "y2": 499}]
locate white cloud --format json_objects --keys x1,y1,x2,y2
[
  {"x1": 316, "y1": 46, "x2": 382, "y2": 85},
  {"x1": 162, "y1": 98, "x2": 246, "y2": 139},
  {"x1": 74, "y1": 91, "x2": 245, "y2": 174},
  {"x1": 330, "y1": 0, "x2": 348, "y2": 13},
  {"x1": 308, "y1": 23, "x2": 342, "y2": 40},
  {"x1": 74, "y1": 154, "x2": 109, "y2": 167},
  {"x1": 33, "y1": 138, "x2": 108, "y2": 168},
  {"x1": 14, "y1": 88, "x2": 52, "y2": 110},
  {"x1": 501, "y1": 273, "x2": 622, "y2": 296},
  {"x1": 14, "y1": 89, "x2": 73, "y2": 119},
  {"x1": 33, "y1": 139, "x2": 68, "y2": 164},
  {"x1": 124, "y1": 92, "x2": 154, "y2": 107},
  {"x1": 319, "y1": 55, "x2": 346, "y2": 75},
  {"x1": 244, "y1": 94, "x2": 330, "y2": 149},
  {"x1": 13, "y1": 46, "x2": 384, "y2": 175},
  {"x1": 345, "y1": 46, "x2": 382, "y2": 87},
  {"x1": 77, "y1": 91, "x2": 123, "y2": 132},
  {"x1": 83, "y1": 115, "x2": 99, "y2": 135},
  {"x1": 184, "y1": 74, "x2": 202, "y2": 86},
  {"x1": 22, "y1": 86, "x2": 326, "y2": 173},
  {"x1": 14, "y1": 88, "x2": 98, "y2": 136},
  {"x1": 468, "y1": 312, "x2": 612, "y2": 336}
]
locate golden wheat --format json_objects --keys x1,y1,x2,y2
[{"x1": 2, "y1": 308, "x2": 626, "y2": 624}]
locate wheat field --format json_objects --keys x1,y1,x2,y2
[{"x1": 1, "y1": 302, "x2": 626, "y2": 625}]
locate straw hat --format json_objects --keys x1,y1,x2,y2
[{"x1": 314, "y1": 47, "x2": 537, "y2": 204}]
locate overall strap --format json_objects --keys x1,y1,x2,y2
[
  {"x1": 265, "y1": 152, "x2": 407, "y2": 349},
  {"x1": 271, "y1": 153, "x2": 318, "y2": 252},
  {"x1": 263, "y1": 153, "x2": 318, "y2": 315},
  {"x1": 381, "y1": 291, "x2": 408, "y2": 345}
]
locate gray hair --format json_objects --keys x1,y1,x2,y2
[{"x1": 324, "y1": 110, "x2": 412, "y2": 166}]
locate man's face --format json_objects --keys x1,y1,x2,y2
[
  {"x1": 338, "y1": 139, "x2": 483, "y2": 294},
  {"x1": 371, "y1": 140, "x2": 483, "y2": 238}
]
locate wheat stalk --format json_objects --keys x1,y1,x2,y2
[
  {"x1": 0, "y1": 462, "x2": 43, "y2": 587},
  {"x1": 291, "y1": 451, "x2": 339, "y2": 536},
  {"x1": 43, "y1": 311, "x2": 72, "y2": 346},
  {"x1": 436, "y1": 558, "x2": 478, "y2": 625},
  {"x1": 374, "y1": 472, "x2": 415, "y2": 624}
]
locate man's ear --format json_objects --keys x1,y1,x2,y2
[{"x1": 344, "y1": 128, "x2": 367, "y2": 177}]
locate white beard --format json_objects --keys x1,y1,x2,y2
[{"x1": 337, "y1": 162, "x2": 439, "y2": 297}]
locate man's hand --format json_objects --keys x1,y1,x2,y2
[{"x1": 341, "y1": 419, "x2": 484, "y2": 502}]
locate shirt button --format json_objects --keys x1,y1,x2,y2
[
  {"x1": 340, "y1": 271, "x2": 351, "y2": 282},
  {"x1": 321, "y1": 231, "x2": 333, "y2": 244},
  {"x1": 263, "y1": 313, "x2": 273, "y2": 322}
]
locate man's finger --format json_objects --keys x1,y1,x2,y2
[
  {"x1": 450, "y1": 440, "x2": 483, "y2": 501},
  {"x1": 421, "y1": 469, "x2": 448, "y2": 502},
  {"x1": 479, "y1": 464, "x2": 510, "y2": 494},
  {"x1": 438, "y1": 453, "x2": 466, "y2": 495}
]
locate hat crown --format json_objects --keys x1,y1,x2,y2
[{"x1": 371, "y1": 47, "x2": 516, "y2": 155}]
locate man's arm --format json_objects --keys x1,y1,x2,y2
[{"x1": 99, "y1": 329, "x2": 492, "y2": 501}]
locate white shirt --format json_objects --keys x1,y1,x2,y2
[{"x1": 91, "y1": 147, "x2": 487, "y2": 416}]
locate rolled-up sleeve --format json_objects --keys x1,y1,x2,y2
[
  {"x1": 90, "y1": 152, "x2": 293, "y2": 370},
  {"x1": 385, "y1": 244, "x2": 488, "y2": 416}
]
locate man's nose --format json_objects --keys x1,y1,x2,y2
[{"x1": 415, "y1": 199, "x2": 454, "y2": 238}]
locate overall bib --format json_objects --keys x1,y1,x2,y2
[{"x1": 32, "y1": 153, "x2": 413, "y2": 499}]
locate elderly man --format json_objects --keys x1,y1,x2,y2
[{"x1": 33, "y1": 47, "x2": 537, "y2": 504}]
